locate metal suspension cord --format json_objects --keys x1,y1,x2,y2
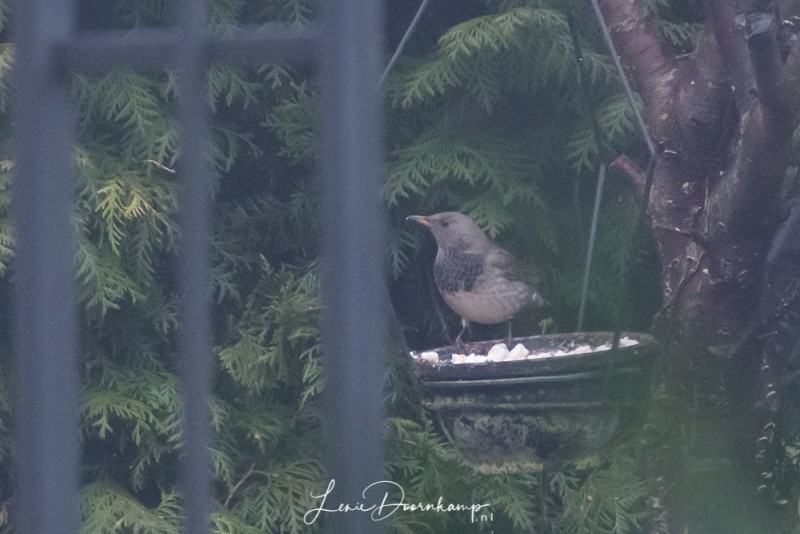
[
  {"x1": 590, "y1": 0, "x2": 656, "y2": 159},
  {"x1": 379, "y1": 0, "x2": 433, "y2": 87},
  {"x1": 590, "y1": 0, "x2": 657, "y2": 231},
  {"x1": 576, "y1": 2, "x2": 659, "y2": 335},
  {"x1": 567, "y1": 8, "x2": 608, "y2": 333},
  {"x1": 577, "y1": 165, "x2": 606, "y2": 332}
]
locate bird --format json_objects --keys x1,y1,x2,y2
[{"x1": 407, "y1": 211, "x2": 544, "y2": 350}]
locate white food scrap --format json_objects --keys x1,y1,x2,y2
[
  {"x1": 430, "y1": 337, "x2": 642, "y2": 365},
  {"x1": 486, "y1": 343, "x2": 509, "y2": 362},
  {"x1": 464, "y1": 354, "x2": 488, "y2": 364},
  {"x1": 419, "y1": 351, "x2": 439, "y2": 363},
  {"x1": 509, "y1": 343, "x2": 530, "y2": 360}
]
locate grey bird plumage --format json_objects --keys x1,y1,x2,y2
[{"x1": 407, "y1": 211, "x2": 543, "y2": 348}]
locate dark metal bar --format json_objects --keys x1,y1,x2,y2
[
  {"x1": 319, "y1": 0, "x2": 386, "y2": 532},
  {"x1": 209, "y1": 24, "x2": 319, "y2": 65},
  {"x1": 55, "y1": 24, "x2": 319, "y2": 71},
  {"x1": 11, "y1": 2, "x2": 79, "y2": 534},
  {"x1": 175, "y1": 0, "x2": 214, "y2": 532}
]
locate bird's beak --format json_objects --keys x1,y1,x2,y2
[{"x1": 406, "y1": 215, "x2": 432, "y2": 227}]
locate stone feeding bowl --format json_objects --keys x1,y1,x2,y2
[{"x1": 409, "y1": 332, "x2": 656, "y2": 474}]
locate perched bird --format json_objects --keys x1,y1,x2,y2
[{"x1": 407, "y1": 211, "x2": 544, "y2": 349}]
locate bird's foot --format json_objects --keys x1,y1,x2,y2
[{"x1": 452, "y1": 319, "x2": 470, "y2": 354}]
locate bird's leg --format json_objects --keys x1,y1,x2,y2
[
  {"x1": 506, "y1": 321, "x2": 513, "y2": 346},
  {"x1": 454, "y1": 318, "x2": 469, "y2": 353}
]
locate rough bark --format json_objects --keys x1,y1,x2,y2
[{"x1": 599, "y1": 0, "x2": 800, "y2": 531}]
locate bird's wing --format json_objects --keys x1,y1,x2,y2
[
  {"x1": 487, "y1": 247, "x2": 545, "y2": 308},
  {"x1": 486, "y1": 246, "x2": 539, "y2": 286}
]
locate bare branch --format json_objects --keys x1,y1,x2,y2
[
  {"x1": 778, "y1": 20, "x2": 800, "y2": 125},
  {"x1": 701, "y1": 2, "x2": 794, "y2": 236},
  {"x1": 671, "y1": 27, "x2": 737, "y2": 173},
  {"x1": 224, "y1": 463, "x2": 257, "y2": 507},
  {"x1": 705, "y1": 2, "x2": 800, "y2": 129},
  {"x1": 708, "y1": 104, "x2": 787, "y2": 236},
  {"x1": 746, "y1": 12, "x2": 786, "y2": 117},
  {"x1": 705, "y1": 0, "x2": 759, "y2": 112},
  {"x1": 767, "y1": 195, "x2": 800, "y2": 268},
  {"x1": 610, "y1": 153, "x2": 647, "y2": 194}
]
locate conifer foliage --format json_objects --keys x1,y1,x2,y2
[{"x1": 0, "y1": 0, "x2": 713, "y2": 532}]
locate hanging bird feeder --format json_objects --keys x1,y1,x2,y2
[{"x1": 409, "y1": 332, "x2": 656, "y2": 474}]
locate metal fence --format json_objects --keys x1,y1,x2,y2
[{"x1": 11, "y1": 1, "x2": 385, "y2": 532}]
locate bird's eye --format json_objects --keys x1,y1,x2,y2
[{"x1": 440, "y1": 220, "x2": 450, "y2": 227}]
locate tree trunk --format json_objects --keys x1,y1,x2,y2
[{"x1": 598, "y1": 1, "x2": 800, "y2": 531}]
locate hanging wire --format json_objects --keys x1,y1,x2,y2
[
  {"x1": 590, "y1": 0, "x2": 658, "y2": 261},
  {"x1": 567, "y1": 4, "x2": 611, "y2": 333},
  {"x1": 590, "y1": 0, "x2": 656, "y2": 159},
  {"x1": 566, "y1": 8, "x2": 597, "y2": 253},
  {"x1": 379, "y1": 0, "x2": 433, "y2": 87},
  {"x1": 576, "y1": 2, "x2": 661, "y2": 333},
  {"x1": 577, "y1": 165, "x2": 606, "y2": 331}
]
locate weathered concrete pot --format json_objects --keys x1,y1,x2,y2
[{"x1": 409, "y1": 332, "x2": 656, "y2": 474}]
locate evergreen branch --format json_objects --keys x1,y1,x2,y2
[
  {"x1": 76, "y1": 238, "x2": 146, "y2": 314},
  {"x1": 79, "y1": 481, "x2": 181, "y2": 534},
  {"x1": 207, "y1": 65, "x2": 261, "y2": 112},
  {"x1": 0, "y1": 44, "x2": 14, "y2": 114},
  {"x1": 232, "y1": 460, "x2": 324, "y2": 534},
  {"x1": 264, "y1": 82, "x2": 317, "y2": 163},
  {"x1": 211, "y1": 508, "x2": 264, "y2": 534},
  {"x1": 256, "y1": 0, "x2": 315, "y2": 27},
  {"x1": 81, "y1": 363, "x2": 181, "y2": 445},
  {"x1": 559, "y1": 454, "x2": 650, "y2": 533},
  {"x1": 392, "y1": 7, "x2": 576, "y2": 110}
]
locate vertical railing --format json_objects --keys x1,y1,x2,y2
[
  {"x1": 12, "y1": 2, "x2": 79, "y2": 533},
  {"x1": 319, "y1": 1, "x2": 386, "y2": 533},
  {"x1": 11, "y1": 1, "x2": 385, "y2": 533},
  {"x1": 175, "y1": 0, "x2": 215, "y2": 532}
]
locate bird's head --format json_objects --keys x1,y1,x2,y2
[{"x1": 406, "y1": 212, "x2": 490, "y2": 253}]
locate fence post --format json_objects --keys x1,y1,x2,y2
[
  {"x1": 11, "y1": 2, "x2": 79, "y2": 533},
  {"x1": 319, "y1": 1, "x2": 387, "y2": 532},
  {"x1": 175, "y1": 0, "x2": 215, "y2": 532}
]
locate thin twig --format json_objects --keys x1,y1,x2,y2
[
  {"x1": 224, "y1": 463, "x2": 257, "y2": 507},
  {"x1": 143, "y1": 159, "x2": 176, "y2": 174}
]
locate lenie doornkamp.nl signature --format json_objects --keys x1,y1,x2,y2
[{"x1": 303, "y1": 479, "x2": 492, "y2": 525}]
